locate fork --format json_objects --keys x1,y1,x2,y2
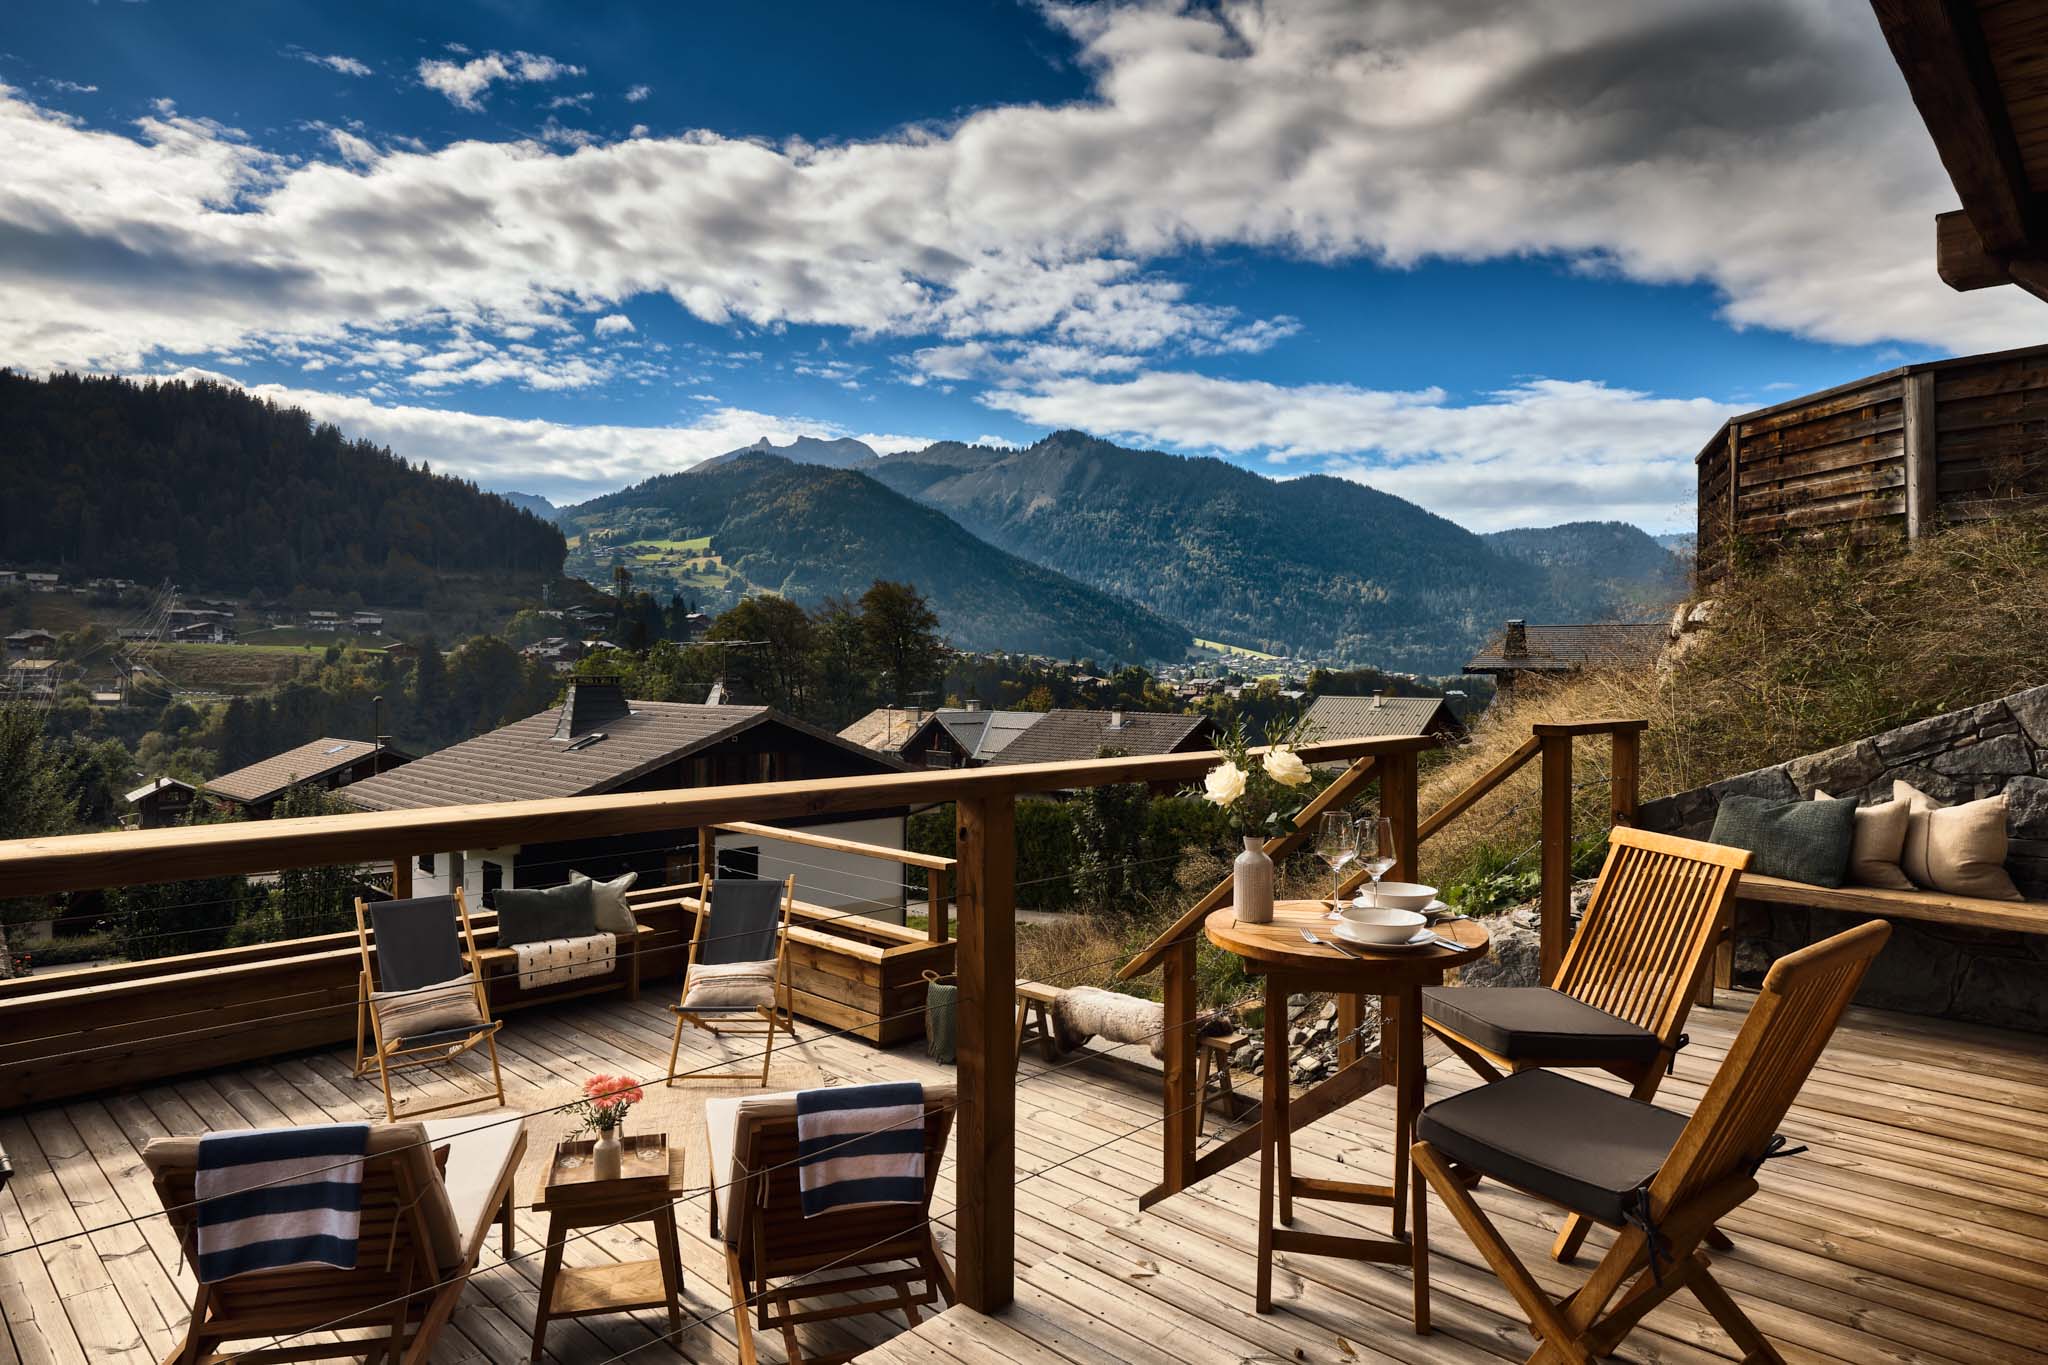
[{"x1": 1300, "y1": 927, "x2": 1367, "y2": 958}]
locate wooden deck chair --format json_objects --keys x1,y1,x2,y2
[
  {"x1": 667, "y1": 875, "x2": 798, "y2": 1086},
  {"x1": 1420, "y1": 825, "x2": 1750, "y2": 1260},
  {"x1": 704, "y1": 1085, "x2": 955, "y2": 1365},
  {"x1": 1410, "y1": 920, "x2": 1889, "y2": 1363},
  {"x1": 354, "y1": 892, "x2": 505, "y2": 1123},
  {"x1": 143, "y1": 1115, "x2": 526, "y2": 1365}
]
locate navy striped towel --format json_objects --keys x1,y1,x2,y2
[
  {"x1": 794, "y1": 1082, "x2": 925, "y2": 1218},
  {"x1": 194, "y1": 1123, "x2": 370, "y2": 1283}
]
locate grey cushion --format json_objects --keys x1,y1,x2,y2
[
  {"x1": 572, "y1": 869, "x2": 640, "y2": 935},
  {"x1": 493, "y1": 880, "x2": 597, "y2": 947},
  {"x1": 1421, "y1": 986, "x2": 1662, "y2": 1063},
  {"x1": 1416, "y1": 1069, "x2": 1688, "y2": 1226},
  {"x1": 1709, "y1": 793, "x2": 1857, "y2": 888}
]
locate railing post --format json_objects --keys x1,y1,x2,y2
[
  {"x1": 1904, "y1": 369, "x2": 1936, "y2": 542},
  {"x1": 1162, "y1": 935, "x2": 1197, "y2": 1189},
  {"x1": 390, "y1": 855, "x2": 411, "y2": 899},
  {"x1": 927, "y1": 867, "x2": 951, "y2": 944},
  {"x1": 954, "y1": 794, "x2": 1015, "y2": 1313},
  {"x1": 1537, "y1": 729, "x2": 1573, "y2": 986},
  {"x1": 1610, "y1": 727, "x2": 1640, "y2": 829},
  {"x1": 1360, "y1": 747, "x2": 1420, "y2": 1071}
]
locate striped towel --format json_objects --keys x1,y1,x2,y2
[
  {"x1": 794, "y1": 1082, "x2": 926, "y2": 1218},
  {"x1": 514, "y1": 932, "x2": 616, "y2": 991},
  {"x1": 194, "y1": 1124, "x2": 370, "y2": 1283}
]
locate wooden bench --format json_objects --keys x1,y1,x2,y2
[
  {"x1": 469, "y1": 921, "x2": 655, "y2": 1009},
  {"x1": 1708, "y1": 873, "x2": 2048, "y2": 999},
  {"x1": 1015, "y1": 978, "x2": 1245, "y2": 1134}
]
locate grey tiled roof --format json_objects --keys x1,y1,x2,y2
[
  {"x1": 989, "y1": 709, "x2": 1213, "y2": 766},
  {"x1": 208, "y1": 738, "x2": 386, "y2": 805},
  {"x1": 1465, "y1": 623, "x2": 1666, "y2": 673},
  {"x1": 1300, "y1": 695, "x2": 1457, "y2": 741}
]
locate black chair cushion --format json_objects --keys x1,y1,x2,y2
[
  {"x1": 1421, "y1": 986, "x2": 1663, "y2": 1063},
  {"x1": 1416, "y1": 1069, "x2": 1689, "y2": 1226}
]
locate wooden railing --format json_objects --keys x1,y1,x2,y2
[
  {"x1": 1695, "y1": 342, "x2": 2048, "y2": 580},
  {"x1": 0, "y1": 736, "x2": 1423, "y2": 1316},
  {"x1": 1117, "y1": 719, "x2": 1645, "y2": 1207},
  {"x1": 705, "y1": 820, "x2": 956, "y2": 943}
]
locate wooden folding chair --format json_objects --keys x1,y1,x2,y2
[
  {"x1": 667, "y1": 875, "x2": 799, "y2": 1086},
  {"x1": 1410, "y1": 919, "x2": 1890, "y2": 1363},
  {"x1": 1420, "y1": 825, "x2": 1749, "y2": 1259},
  {"x1": 143, "y1": 1116, "x2": 526, "y2": 1365},
  {"x1": 354, "y1": 891, "x2": 506, "y2": 1122},
  {"x1": 704, "y1": 1085, "x2": 955, "y2": 1365}
]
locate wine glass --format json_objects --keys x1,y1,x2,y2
[
  {"x1": 1359, "y1": 816, "x2": 1396, "y2": 907},
  {"x1": 1314, "y1": 812, "x2": 1357, "y2": 916}
]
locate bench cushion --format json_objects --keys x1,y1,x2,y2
[
  {"x1": 1421, "y1": 986, "x2": 1663, "y2": 1063},
  {"x1": 1417, "y1": 1069, "x2": 1686, "y2": 1226},
  {"x1": 1710, "y1": 794, "x2": 1857, "y2": 888}
]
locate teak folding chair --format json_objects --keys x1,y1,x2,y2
[
  {"x1": 1410, "y1": 920, "x2": 1890, "y2": 1364},
  {"x1": 704, "y1": 1085, "x2": 956, "y2": 1365},
  {"x1": 1420, "y1": 825, "x2": 1750, "y2": 1259},
  {"x1": 143, "y1": 1116, "x2": 526, "y2": 1365},
  {"x1": 354, "y1": 892, "x2": 505, "y2": 1122},
  {"x1": 667, "y1": 875, "x2": 798, "y2": 1086}
]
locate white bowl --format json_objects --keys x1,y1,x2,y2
[
  {"x1": 1353, "y1": 881, "x2": 1438, "y2": 912},
  {"x1": 1336, "y1": 904, "x2": 1427, "y2": 944}
]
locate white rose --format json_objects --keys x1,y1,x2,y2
[
  {"x1": 1262, "y1": 745, "x2": 1311, "y2": 788},
  {"x1": 1203, "y1": 760, "x2": 1248, "y2": 807}
]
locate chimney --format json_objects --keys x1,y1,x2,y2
[
  {"x1": 1108, "y1": 709, "x2": 1126, "y2": 729},
  {"x1": 372, "y1": 693, "x2": 388, "y2": 746},
  {"x1": 1503, "y1": 620, "x2": 1528, "y2": 658},
  {"x1": 554, "y1": 674, "x2": 631, "y2": 739},
  {"x1": 964, "y1": 697, "x2": 983, "y2": 712}
]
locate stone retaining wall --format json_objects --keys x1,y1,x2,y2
[{"x1": 1637, "y1": 683, "x2": 2048, "y2": 1032}]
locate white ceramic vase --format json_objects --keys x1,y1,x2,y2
[
  {"x1": 593, "y1": 1130, "x2": 623, "y2": 1181},
  {"x1": 1234, "y1": 836, "x2": 1275, "y2": 925}
]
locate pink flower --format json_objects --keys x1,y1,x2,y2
[{"x1": 583, "y1": 1073, "x2": 643, "y2": 1110}]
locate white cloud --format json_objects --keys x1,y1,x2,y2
[
  {"x1": 327, "y1": 129, "x2": 379, "y2": 164},
  {"x1": 45, "y1": 79, "x2": 98, "y2": 94},
  {"x1": 416, "y1": 50, "x2": 583, "y2": 111},
  {"x1": 624, "y1": 84, "x2": 651, "y2": 103},
  {"x1": 982, "y1": 370, "x2": 1740, "y2": 532},
  {"x1": 293, "y1": 51, "x2": 372, "y2": 78},
  {"x1": 546, "y1": 91, "x2": 594, "y2": 110},
  {"x1": 592, "y1": 313, "x2": 634, "y2": 336}
]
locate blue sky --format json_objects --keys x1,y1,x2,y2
[{"x1": 1, "y1": 1, "x2": 2036, "y2": 530}]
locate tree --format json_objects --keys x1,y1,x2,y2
[
  {"x1": 1070, "y1": 747, "x2": 1153, "y2": 917},
  {"x1": 710, "y1": 596, "x2": 816, "y2": 714},
  {"x1": 447, "y1": 635, "x2": 527, "y2": 732},
  {"x1": 409, "y1": 635, "x2": 449, "y2": 740},
  {"x1": 237, "y1": 786, "x2": 361, "y2": 944},
  {"x1": 107, "y1": 803, "x2": 252, "y2": 961},
  {"x1": 860, "y1": 580, "x2": 942, "y2": 706},
  {"x1": 0, "y1": 703, "x2": 78, "y2": 944},
  {"x1": 812, "y1": 594, "x2": 871, "y2": 726}
]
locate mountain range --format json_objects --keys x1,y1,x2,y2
[{"x1": 552, "y1": 431, "x2": 1684, "y2": 672}]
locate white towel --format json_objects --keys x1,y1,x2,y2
[{"x1": 514, "y1": 932, "x2": 617, "y2": 991}]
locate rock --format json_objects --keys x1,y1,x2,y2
[
  {"x1": 1981, "y1": 720, "x2": 2021, "y2": 740},
  {"x1": 1885, "y1": 765, "x2": 1966, "y2": 805},
  {"x1": 1667, "y1": 604, "x2": 1690, "y2": 640},
  {"x1": 1288, "y1": 995, "x2": 1312, "y2": 1019},
  {"x1": 1705, "y1": 766, "x2": 1798, "y2": 806},
  {"x1": 1318, "y1": 1001, "x2": 1338, "y2": 1023},
  {"x1": 2006, "y1": 684, "x2": 2048, "y2": 749},
  {"x1": 1290, "y1": 1027, "x2": 1308, "y2": 1046},
  {"x1": 1786, "y1": 740, "x2": 1886, "y2": 797},
  {"x1": 1458, "y1": 912, "x2": 1542, "y2": 989},
  {"x1": 1687, "y1": 599, "x2": 1718, "y2": 627},
  {"x1": 1928, "y1": 733, "x2": 2037, "y2": 779},
  {"x1": 1873, "y1": 702, "x2": 2007, "y2": 763}
]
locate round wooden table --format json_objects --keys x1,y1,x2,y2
[{"x1": 1205, "y1": 901, "x2": 1489, "y2": 1317}]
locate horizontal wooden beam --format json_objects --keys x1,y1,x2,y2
[
  {"x1": 1937, "y1": 208, "x2": 2016, "y2": 290},
  {"x1": 0, "y1": 736, "x2": 1436, "y2": 899},
  {"x1": 1530, "y1": 718, "x2": 1649, "y2": 738},
  {"x1": 712, "y1": 820, "x2": 955, "y2": 872}
]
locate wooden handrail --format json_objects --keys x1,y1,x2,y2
[
  {"x1": 0, "y1": 736, "x2": 1434, "y2": 900},
  {"x1": 711, "y1": 820, "x2": 956, "y2": 872}
]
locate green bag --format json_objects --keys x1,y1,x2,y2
[{"x1": 925, "y1": 978, "x2": 958, "y2": 1065}]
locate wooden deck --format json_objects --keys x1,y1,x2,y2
[{"x1": 3, "y1": 986, "x2": 2044, "y2": 1365}]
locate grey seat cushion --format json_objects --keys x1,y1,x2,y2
[
  {"x1": 1421, "y1": 986, "x2": 1663, "y2": 1063},
  {"x1": 1416, "y1": 1069, "x2": 1688, "y2": 1226},
  {"x1": 493, "y1": 880, "x2": 597, "y2": 947}
]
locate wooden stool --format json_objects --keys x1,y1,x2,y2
[
  {"x1": 1194, "y1": 1031, "x2": 1246, "y2": 1137},
  {"x1": 1014, "y1": 980, "x2": 1060, "y2": 1061},
  {"x1": 529, "y1": 1133, "x2": 686, "y2": 1363}
]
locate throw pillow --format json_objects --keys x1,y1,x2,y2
[
  {"x1": 571, "y1": 869, "x2": 639, "y2": 935},
  {"x1": 372, "y1": 976, "x2": 485, "y2": 1040},
  {"x1": 682, "y1": 959, "x2": 778, "y2": 1010},
  {"x1": 493, "y1": 879, "x2": 597, "y2": 947},
  {"x1": 1708, "y1": 793, "x2": 1858, "y2": 888},
  {"x1": 1811, "y1": 789, "x2": 1914, "y2": 891},
  {"x1": 1893, "y1": 780, "x2": 2022, "y2": 900}
]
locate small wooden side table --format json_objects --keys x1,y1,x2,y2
[
  {"x1": 529, "y1": 1132, "x2": 687, "y2": 1363},
  {"x1": 1204, "y1": 903, "x2": 1489, "y2": 1322}
]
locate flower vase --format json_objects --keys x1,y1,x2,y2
[
  {"x1": 1233, "y1": 836, "x2": 1275, "y2": 925},
  {"x1": 593, "y1": 1129, "x2": 623, "y2": 1181}
]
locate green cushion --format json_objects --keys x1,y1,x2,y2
[
  {"x1": 493, "y1": 880, "x2": 598, "y2": 947},
  {"x1": 1709, "y1": 794, "x2": 1857, "y2": 888}
]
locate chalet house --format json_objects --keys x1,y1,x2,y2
[
  {"x1": 520, "y1": 636, "x2": 588, "y2": 672},
  {"x1": 5, "y1": 629, "x2": 57, "y2": 658},
  {"x1": 1463, "y1": 618, "x2": 1666, "y2": 692},
  {"x1": 897, "y1": 705, "x2": 1047, "y2": 769},
  {"x1": 988, "y1": 708, "x2": 1216, "y2": 794},
  {"x1": 207, "y1": 737, "x2": 413, "y2": 818},
  {"x1": 351, "y1": 612, "x2": 384, "y2": 631},
  {"x1": 344, "y1": 676, "x2": 917, "y2": 924},
  {"x1": 304, "y1": 610, "x2": 343, "y2": 632},
  {"x1": 381, "y1": 641, "x2": 419, "y2": 663},
  {"x1": 1300, "y1": 694, "x2": 1465, "y2": 748},
  {"x1": 122, "y1": 776, "x2": 199, "y2": 829},
  {"x1": 3, "y1": 657, "x2": 72, "y2": 698},
  {"x1": 24, "y1": 572, "x2": 59, "y2": 592},
  {"x1": 838, "y1": 707, "x2": 933, "y2": 759},
  {"x1": 170, "y1": 621, "x2": 231, "y2": 644}
]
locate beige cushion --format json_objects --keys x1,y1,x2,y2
[
  {"x1": 1813, "y1": 789, "x2": 1914, "y2": 891},
  {"x1": 371, "y1": 976, "x2": 486, "y2": 1040},
  {"x1": 703, "y1": 1085, "x2": 956, "y2": 1244},
  {"x1": 1894, "y1": 780, "x2": 2022, "y2": 900},
  {"x1": 421, "y1": 1113, "x2": 526, "y2": 1263},
  {"x1": 572, "y1": 869, "x2": 640, "y2": 935},
  {"x1": 682, "y1": 959, "x2": 778, "y2": 1011}
]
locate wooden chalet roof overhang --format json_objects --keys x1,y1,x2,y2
[{"x1": 1875, "y1": 0, "x2": 2048, "y2": 299}]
